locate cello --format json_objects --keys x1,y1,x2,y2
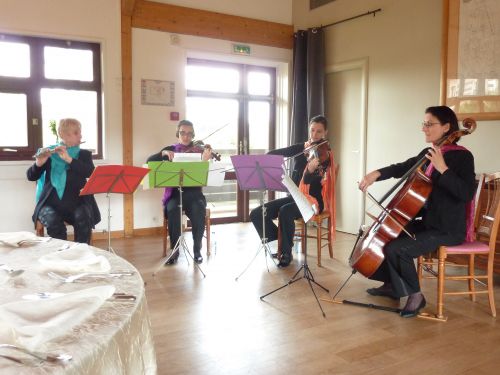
[{"x1": 349, "y1": 118, "x2": 477, "y2": 277}]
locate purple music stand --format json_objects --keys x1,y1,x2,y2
[{"x1": 231, "y1": 155, "x2": 286, "y2": 280}]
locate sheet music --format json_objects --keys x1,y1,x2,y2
[
  {"x1": 173, "y1": 153, "x2": 201, "y2": 162},
  {"x1": 207, "y1": 163, "x2": 225, "y2": 187},
  {"x1": 281, "y1": 173, "x2": 316, "y2": 223}
]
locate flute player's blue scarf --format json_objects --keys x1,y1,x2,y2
[{"x1": 35, "y1": 143, "x2": 81, "y2": 202}]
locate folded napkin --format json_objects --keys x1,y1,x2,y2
[
  {"x1": 38, "y1": 244, "x2": 111, "y2": 273},
  {"x1": 0, "y1": 285, "x2": 115, "y2": 350},
  {"x1": 0, "y1": 231, "x2": 43, "y2": 247}
]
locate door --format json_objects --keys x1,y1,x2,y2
[
  {"x1": 325, "y1": 60, "x2": 367, "y2": 234},
  {"x1": 186, "y1": 59, "x2": 276, "y2": 223}
]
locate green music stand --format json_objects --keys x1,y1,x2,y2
[{"x1": 148, "y1": 161, "x2": 209, "y2": 277}]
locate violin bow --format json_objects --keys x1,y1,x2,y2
[{"x1": 198, "y1": 123, "x2": 230, "y2": 143}]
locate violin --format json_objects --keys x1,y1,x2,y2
[
  {"x1": 304, "y1": 139, "x2": 331, "y2": 173},
  {"x1": 184, "y1": 140, "x2": 221, "y2": 161},
  {"x1": 349, "y1": 118, "x2": 477, "y2": 277}
]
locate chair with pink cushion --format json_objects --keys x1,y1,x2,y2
[{"x1": 418, "y1": 172, "x2": 500, "y2": 321}]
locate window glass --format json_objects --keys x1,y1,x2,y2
[
  {"x1": 248, "y1": 101, "x2": 270, "y2": 154},
  {"x1": 41, "y1": 88, "x2": 97, "y2": 151},
  {"x1": 0, "y1": 41, "x2": 30, "y2": 78},
  {"x1": 44, "y1": 47, "x2": 93, "y2": 81},
  {"x1": 186, "y1": 65, "x2": 239, "y2": 93},
  {"x1": 0, "y1": 92, "x2": 28, "y2": 147},
  {"x1": 247, "y1": 71, "x2": 270, "y2": 95}
]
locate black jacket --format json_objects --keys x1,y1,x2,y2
[
  {"x1": 377, "y1": 147, "x2": 475, "y2": 238},
  {"x1": 268, "y1": 143, "x2": 324, "y2": 211},
  {"x1": 26, "y1": 149, "x2": 101, "y2": 226}
]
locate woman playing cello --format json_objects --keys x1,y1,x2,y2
[{"x1": 358, "y1": 106, "x2": 476, "y2": 317}]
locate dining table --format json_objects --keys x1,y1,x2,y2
[{"x1": 0, "y1": 233, "x2": 157, "y2": 374}]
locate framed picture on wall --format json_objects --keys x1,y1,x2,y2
[
  {"x1": 442, "y1": 0, "x2": 500, "y2": 120},
  {"x1": 141, "y1": 79, "x2": 175, "y2": 106}
]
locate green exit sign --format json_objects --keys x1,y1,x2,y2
[{"x1": 232, "y1": 44, "x2": 251, "y2": 55}]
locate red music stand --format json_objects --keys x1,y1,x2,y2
[{"x1": 80, "y1": 165, "x2": 150, "y2": 252}]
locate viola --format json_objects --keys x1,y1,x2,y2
[
  {"x1": 184, "y1": 140, "x2": 221, "y2": 161},
  {"x1": 304, "y1": 139, "x2": 331, "y2": 173},
  {"x1": 349, "y1": 118, "x2": 477, "y2": 277}
]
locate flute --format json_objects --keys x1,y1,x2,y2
[{"x1": 33, "y1": 141, "x2": 86, "y2": 158}]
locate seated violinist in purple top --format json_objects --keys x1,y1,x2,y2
[{"x1": 147, "y1": 120, "x2": 212, "y2": 265}]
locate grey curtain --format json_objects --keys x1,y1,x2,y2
[{"x1": 290, "y1": 28, "x2": 325, "y2": 145}]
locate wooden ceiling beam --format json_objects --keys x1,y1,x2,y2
[
  {"x1": 121, "y1": 0, "x2": 137, "y2": 16},
  {"x1": 132, "y1": 0, "x2": 293, "y2": 49}
]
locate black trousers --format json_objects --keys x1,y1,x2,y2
[
  {"x1": 250, "y1": 196, "x2": 302, "y2": 257},
  {"x1": 370, "y1": 225, "x2": 464, "y2": 297},
  {"x1": 38, "y1": 204, "x2": 93, "y2": 244},
  {"x1": 164, "y1": 189, "x2": 206, "y2": 255}
]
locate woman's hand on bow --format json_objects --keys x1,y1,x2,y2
[
  {"x1": 358, "y1": 170, "x2": 381, "y2": 192},
  {"x1": 161, "y1": 150, "x2": 175, "y2": 161}
]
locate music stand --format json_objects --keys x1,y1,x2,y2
[
  {"x1": 259, "y1": 173, "x2": 330, "y2": 317},
  {"x1": 148, "y1": 161, "x2": 209, "y2": 277},
  {"x1": 231, "y1": 154, "x2": 287, "y2": 280},
  {"x1": 80, "y1": 165, "x2": 150, "y2": 253}
]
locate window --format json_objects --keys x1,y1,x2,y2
[{"x1": 0, "y1": 33, "x2": 102, "y2": 161}]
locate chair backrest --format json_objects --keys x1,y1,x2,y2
[{"x1": 475, "y1": 172, "x2": 500, "y2": 250}]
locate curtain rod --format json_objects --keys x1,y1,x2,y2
[{"x1": 319, "y1": 8, "x2": 382, "y2": 29}]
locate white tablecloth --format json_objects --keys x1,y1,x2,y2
[{"x1": 0, "y1": 237, "x2": 157, "y2": 374}]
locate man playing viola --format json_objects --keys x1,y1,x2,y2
[
  {"x1": 250, "y1": 115, "x2": 336, "y2": 267},
  {"x1": 147, "y1": 120, "x2": 212, "y2": 264}
]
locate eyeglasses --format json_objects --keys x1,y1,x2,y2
[
  {"x1": 421, "y1": 121, "x2": 441, "y2": 129},
  {"x1": 179, "y1": 131, "x2": 194, "y2": 137}
]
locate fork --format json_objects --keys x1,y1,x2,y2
[
  {"x1": 0, "y1": 344, "x2": 72, "y2": 363},
  {"x1": 48, "y1": 271, "x2": 134, "y2": 283},
  {"x1": 0, "y1": 353, "x2": 43, "y2": 366}
]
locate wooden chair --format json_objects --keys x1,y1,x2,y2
[
  {"x1": 278, "y1": 211, "x2": 333, "y2": 267},
  {"x1": 277, "y1": 164, "x2": 339, "y2": 267},
  {"x1": 35, "y1": 219, "x2": 93, "y2": 244},
  {"x1": 418, "y1": 172, "x2": 500, "y2": 321},
  {"x1": 162, "y1": 208, "x2": 211, "y2": 257}
]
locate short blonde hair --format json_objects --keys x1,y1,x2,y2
[{"x1": 58, "y1": 118, "x2": 81, "y2": 137}]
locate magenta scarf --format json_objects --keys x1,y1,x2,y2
[
  {"x1": 161, "y1": 143, "x2": 195, "y2": 206},
  {"x1": 424, "y1": 144, "x2": 475, "y2": 242}
]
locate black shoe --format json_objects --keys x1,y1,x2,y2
[
  {"x1": 277, "y1": 254, "x2": 292, "y2": 268},
  {"x1": 193, "y1": 254, "x2": 203, "y2": 264},
  {"x1": 400, "y1": 297, "x2": 426, "y2": 318},
  {"x1": 165, "y1": 254, "x2": 179, "y2": 265},
  {"x1": 366, "y1": 286, "x2": 399, "y2": 300}
]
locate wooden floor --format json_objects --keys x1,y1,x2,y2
[{"x1": 94, "y1": 223, "x2": 500, "y2": 375}]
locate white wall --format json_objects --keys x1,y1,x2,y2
[
  {"x1": 0, "y1": 0, "x2": 123, "y2": 233},
  {"x1": 132, "y1": 29, "x2": 291, "y2": 228},
  {"x1": 293, "y1": 0, "x2": 500, "y2": 201}
]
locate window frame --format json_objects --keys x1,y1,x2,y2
[{"x1": 0, "y1": 33, "x2": 103, "y2": 161}]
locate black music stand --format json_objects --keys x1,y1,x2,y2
[
  {"x1": 148, "y1": 161, "x2": 209, "y2": 277},
  {"x1": 80, "y1": 165, "x2": 150, "y2": 253},
  {"x1": 231, "y1": 155, "x2": 286, "y2": 280},
  {"x1": 259, "y1": 173, "x2": 330, "y2": 317}
]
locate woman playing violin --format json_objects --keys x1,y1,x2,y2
[
  {"x1": 250, "y1": 115, "x2": 336, "y2": 267},
  {"x1": 358, "y1": 106, "x2": 475, "y2": 317},
  {"x1": 27, "y1": 118, "x2": 100, "y2": 244},
  {"x1": 146, "y1": 119, "x2": 212, "y2": 264}
]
